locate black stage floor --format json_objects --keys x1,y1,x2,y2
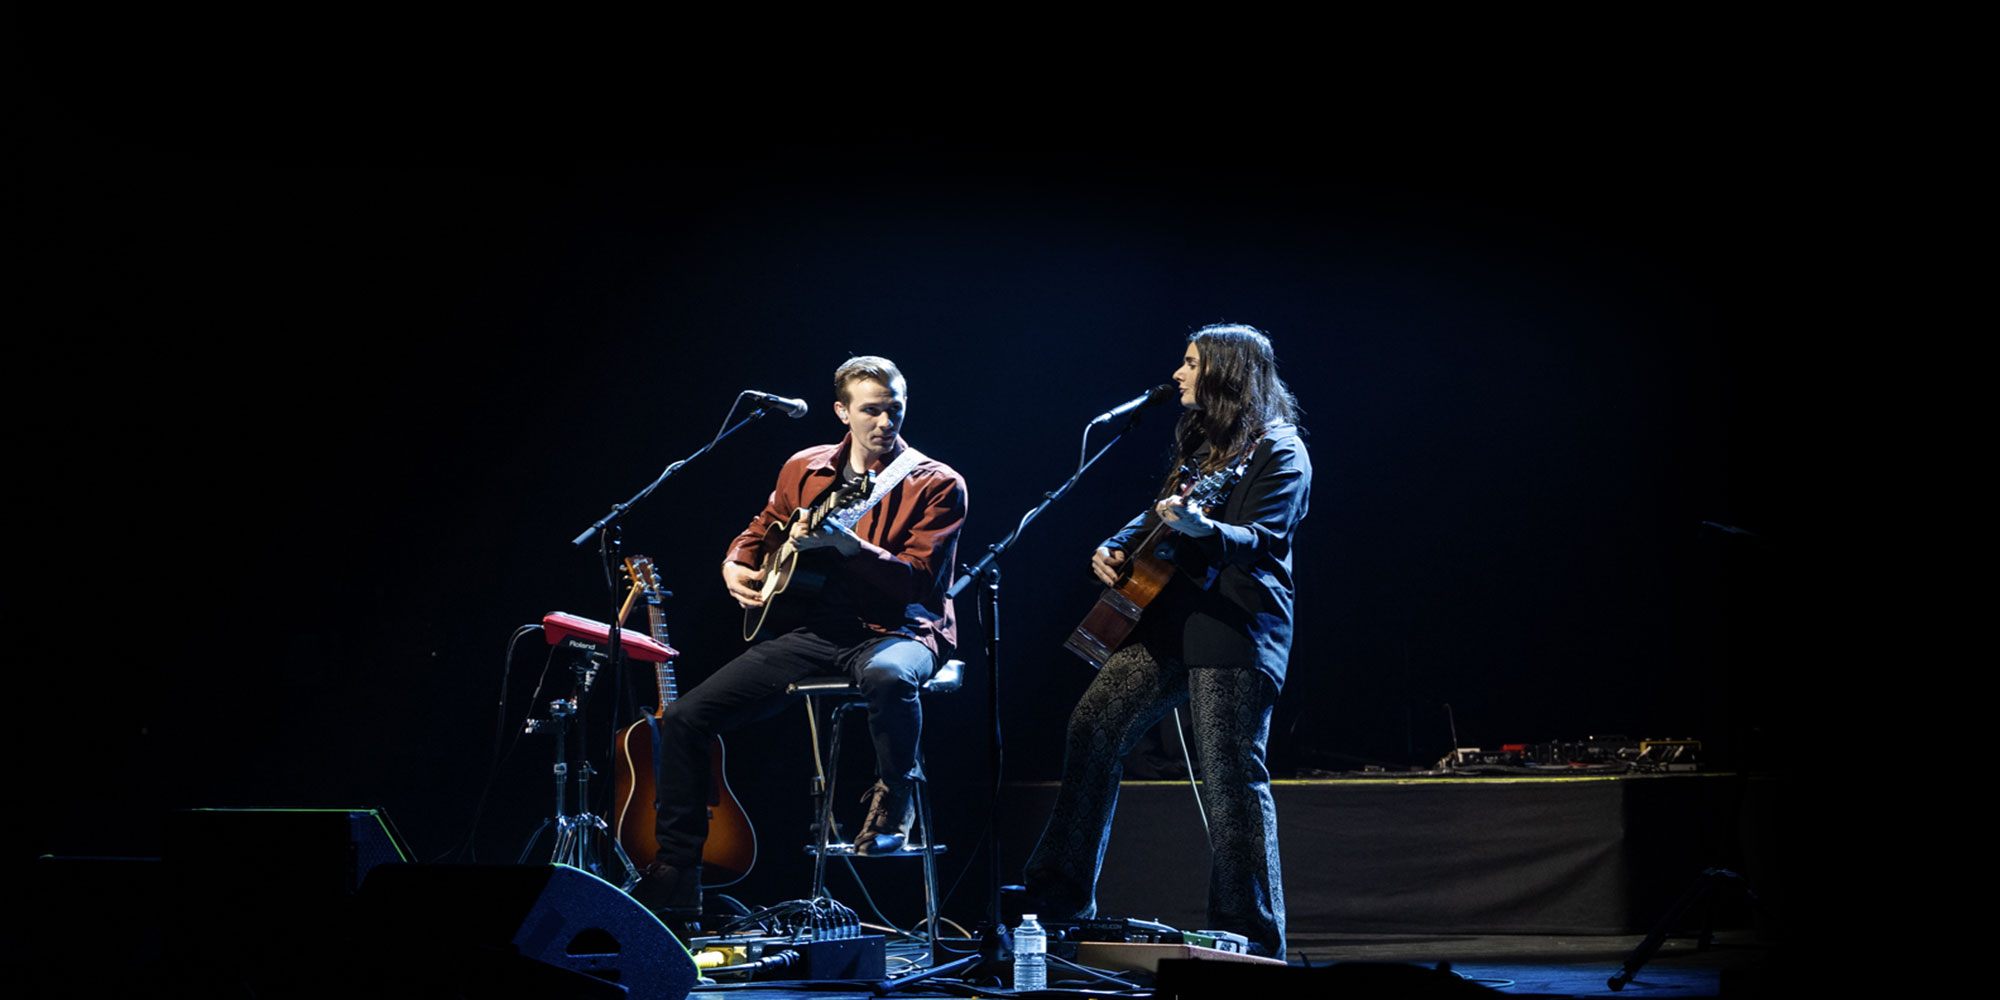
[{"x1": 681, "y1": 928, "x2": 1772, "y2": 999}]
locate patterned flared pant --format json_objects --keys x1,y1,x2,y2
[{"x1": 1023, "y1": 642, "x2": 1286, "y2": 958}]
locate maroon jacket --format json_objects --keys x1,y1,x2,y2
[{"x1": 726, "y1": 434, "x2": 967, "y2": 659}]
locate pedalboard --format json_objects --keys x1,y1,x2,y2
[{"x1": 684, "y1": 932, "x2": 885, "y2": 980}]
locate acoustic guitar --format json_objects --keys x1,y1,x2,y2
[
  {"x1": 741, "y1": 471, "x2": 875, "y2": 641},
  {"x1": 1063, "y1": 465, "x2": 1244, "y2": 667},
  {"x1": 612, "y1": 555, "x2": 757, "y2": 885}
]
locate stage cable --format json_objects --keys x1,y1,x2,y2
[
  {"x1": 1170, "y1": 705, "x2": 1211, "y2": 842},
  {"x1": 443, "y1": 624, "x2": 552, "y2": 862}
]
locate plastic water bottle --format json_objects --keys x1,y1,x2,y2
[{"x1": 1014, "y1": 913, "x2": 1047, "y2": 991}]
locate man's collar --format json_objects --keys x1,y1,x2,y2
[{"x1": 808, "y1": 433, "x2": 908, "y2": 474}]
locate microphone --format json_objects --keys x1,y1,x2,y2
[
  {"x1": 1089, "y1": 384, "x2": 1177, "y2": 425},
  {"x1": 742, "y1": 390, "x2": 809, "y2": 419}
]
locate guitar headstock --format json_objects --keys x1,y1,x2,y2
[
  {"x1": 624, "y1": 555, "x2": 668, "y2": 605},
  {"x1": 1184, "y1": 465, "x2": 1244, "y2": 509},
  {"x1": 812, "y1": 470, "x2": 875, "y2": 529},
  {"x1": 837, "y1": 470, "x2": 875, "y2": 507}
]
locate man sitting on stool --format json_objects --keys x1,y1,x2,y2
[{"x1": 634, "y1": 356, "x2": 968, "y2": 926}]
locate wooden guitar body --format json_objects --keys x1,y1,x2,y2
[
  {"x1": 612, "y1": 721, "x2": 755, "y2": 885},
  {"x1": 1063, "y1": 466, "x2": 1244, "y2": 668},
  {"x1": 742, "y1": 472, "x2": 874, "y2": 641},
  {"x1": 1063, "y1": 541, "x2": 1178, "y2": 666},
  {"x1": 611, "y1": 556, "x2": 759, "y2": 885}
]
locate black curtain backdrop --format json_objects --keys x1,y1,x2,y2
[{"x1": 16, "y1": 23, "x2": 1816, "y2": 927}]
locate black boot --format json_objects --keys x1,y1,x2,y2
[
  {"x1": 852, "y1": 779, "x2": 915, "y2": 855},
  {"x1": 631, "y1": 861, "x2": 702, "y2": 932}
]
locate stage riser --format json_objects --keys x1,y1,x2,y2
[{"x1": 1002, "y1": 775, "x2": 1756, "y2": 935}]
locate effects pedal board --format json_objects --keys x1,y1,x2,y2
[{"x1": 684, "y1": 932, "x2": 886, "y2": 980}]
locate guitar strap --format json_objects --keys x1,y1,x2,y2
[{"x1": 827, "y1": 445, "x2": 924, "y2": 532}]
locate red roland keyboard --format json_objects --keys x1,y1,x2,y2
[{"x1": 541, "y1": 611, "x2": 678, "y2": 662}]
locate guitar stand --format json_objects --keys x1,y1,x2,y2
[{"x1": 517, "y1": 651, "x2": 640, "y2": 891}]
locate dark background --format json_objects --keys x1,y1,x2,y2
[{"x1": 15, "y1": 23, "x2": 1810, "y2": 928}]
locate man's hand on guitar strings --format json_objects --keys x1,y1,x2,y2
[
  {"x1": 793, "y1": 521, "x2": 864, "y2": 558},
  {"x1": 723, "y1": 561, "x2": 766, "y2": 609}
]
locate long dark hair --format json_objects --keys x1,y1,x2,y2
[{"x1": 1160, "y1": 323, "x2": 1300, "y2": 497}]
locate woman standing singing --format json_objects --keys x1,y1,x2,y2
[{"x1": 1024, "y1": 322, "x2": 1310, "y2": 959}]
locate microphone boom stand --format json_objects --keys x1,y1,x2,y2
[
  {"x1": 902, "y1": 405, "x2": 1158, "y2": 987},
  {"x1": 517, "y1": 398, "x2": 786, "y2": 883}
]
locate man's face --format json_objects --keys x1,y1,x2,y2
[{"x1": 835, "y1": 377, "x2": 907, "y2": 459}]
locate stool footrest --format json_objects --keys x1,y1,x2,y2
[{"x1": 805, "y1": 843, "x2": 946, "y2": 858}]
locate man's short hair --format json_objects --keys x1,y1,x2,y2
[{"x1": 834, "y1": 356, "x2": 906, "y2": 403}]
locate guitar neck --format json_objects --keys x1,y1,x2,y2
[
  {"x1": 1118, "y1": 476, "x2": 1223, "y2": 579},
  {"x1": 1133, "y1": 481, "x2": 1201, "y2": 557},
  {"x1": 806, "y1": 486, "x2": 848, "y2": 531},
  {"x1": 1134, "y1": 519, "x2": 1176, "y2": 559},
  {"x1": 645, "y1": 601, "x2": 678, "y2": 713},
  {"x1": 806, "y1": 471, "x2": 872, "y2": 533}
]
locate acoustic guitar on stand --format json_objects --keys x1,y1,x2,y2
[{"x1": 612, "y1": 555, "x2": 757, "y2": 885}]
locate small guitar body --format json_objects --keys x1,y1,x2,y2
[
  {"x1": 612, "y1": 556, "x2": 757, "y2": 885},
  {"x1": 1064, "y1": 466, "x2": 1244, "y2": 667},
  {"x1": 742, "y1": 472, "x2": 874, "y2": 641}
]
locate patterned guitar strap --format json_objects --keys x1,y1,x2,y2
[{"x1": 827, "y1": 445, "x2": 925, "y2": 532}]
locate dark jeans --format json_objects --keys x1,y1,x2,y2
[
  {"x1": 653, "y1": 624, "x2": 935, "y2": 868},
  {"x1": 1022, "y1": 642, "x2": 1287, "y2": 958}
]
